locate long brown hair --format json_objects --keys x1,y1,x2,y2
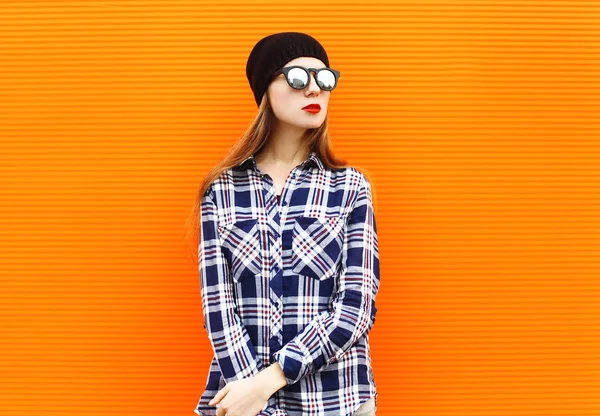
[{"x1": 184, "y1": 91, "x2": 377, "y2": 265}]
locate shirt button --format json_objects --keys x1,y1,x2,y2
[
  {"x1": 282, "y1": 201, "x2": 287, "y2": 206},
  {"x1": 274, "y1": 231, "x2": 280, "y2": 238}
]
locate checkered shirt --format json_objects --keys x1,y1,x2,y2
[{"x1": 194, "y1": 151, "x2": 380, "y2": 416}]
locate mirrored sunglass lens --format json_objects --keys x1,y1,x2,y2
[
  {"x1": 287, "y1": 67, "x2": 308, "y2": 89},
  {"x1": 316, "y1": 70, "x2": 336, "y2": 90}
]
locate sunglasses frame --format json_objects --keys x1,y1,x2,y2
[{"x1": 271, "y1": 65, "x2": 341, "y2": 91}]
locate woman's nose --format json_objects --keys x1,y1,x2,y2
[{"x1": 305, "y1": 72, "x2": 320, "y2": 95}]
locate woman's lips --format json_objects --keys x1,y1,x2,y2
[{"x1": 302, "y1": 104, "x2": 321, "y2": 113}]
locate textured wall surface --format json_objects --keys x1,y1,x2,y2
[{"x1": 2, "y1": 1, "x2": 600, "y2": 415}]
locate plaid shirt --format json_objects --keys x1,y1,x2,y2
[{"x1": 194, "y1": 151, "x2": 380, "y2": 416}]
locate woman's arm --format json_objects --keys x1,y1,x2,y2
[
  {"x1": 255, "y1": 362, "x2": 288, "y2": 397},
  {"x1": 200, "y1": 184, "x2": 267, "y2": 383}
]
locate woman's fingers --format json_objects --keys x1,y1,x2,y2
[
  {"x1": 216, "y1": 403, "x2": 227, "y2": 416},
  {"x1": 209, "y1": 384, "x2": 229, "y2": 405}
]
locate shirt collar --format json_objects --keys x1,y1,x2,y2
[{"x1": 234, "y1": 150, "x2": 324, "y2": 172}]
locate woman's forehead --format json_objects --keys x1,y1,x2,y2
[{"x1": 284, "y1": 56, "x2": 327, "y2": 68}]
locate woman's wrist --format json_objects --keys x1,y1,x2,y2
[{"x1": 256, "y1": 362, "x2": 288, "y2": 399}]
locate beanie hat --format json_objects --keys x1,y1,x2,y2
[{"x1": 246, "y1": 32, "x2": 330, "y2": 107}]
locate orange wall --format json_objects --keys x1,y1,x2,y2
[{"x1": 2, "y1": 1, "x2": 600, "y2": 415}]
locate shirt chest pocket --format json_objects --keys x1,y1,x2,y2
[
  {"x1": 291, "y1": 216, "x2": 345, "y2": 281},
  {"x1": 218, "y1": 218, "x2": 262, "y2": 283}
]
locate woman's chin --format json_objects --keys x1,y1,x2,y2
[{"x1": 296, "y1": 116, "x2": 325, "y2": 129}]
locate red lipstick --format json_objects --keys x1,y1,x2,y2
[{"x1": 302, "y1": 103, "x2": 321, "y2": 113}]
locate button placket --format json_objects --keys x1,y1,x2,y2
[
  {"x1": 268, "y1": 168, "x2": 300, "y2": 354},
  {"x1": 278, "y1": 169, "x2": 298, "y2": 224}
]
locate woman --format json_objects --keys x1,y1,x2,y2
[{"x1": 188, "y1": 32, "x2": 380, "y2": 416}]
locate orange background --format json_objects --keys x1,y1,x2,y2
[{"x1": 2, "y1": 1, "x2": 600, "y2": 415}]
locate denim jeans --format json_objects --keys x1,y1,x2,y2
[{"x1": 351, "y1": 396, "x2": 377, "y2": 416}]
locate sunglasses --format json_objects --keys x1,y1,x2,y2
[{"x1": 271, "y1": 65, "x2": 341, "y2": 92}]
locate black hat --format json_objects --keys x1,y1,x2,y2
[{"x1": 246, "y1": 32, "x2": 330, "y2": 107}]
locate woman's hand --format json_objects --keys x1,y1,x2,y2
[{"x1": 209, "y1": 376, "x2": 269, "y2": 416}]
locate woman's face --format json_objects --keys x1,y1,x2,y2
[{"x1": 267, "y1": 56, "x2": 331, "y2": 131}]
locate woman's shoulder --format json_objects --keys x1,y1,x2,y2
[{"x1": 333, "y1": 165, "x2": 372, "y2": 188}]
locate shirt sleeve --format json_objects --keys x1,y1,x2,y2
[
  {"x1": 200, "y1": 184, "x2": 267, "y2": 383},
  {"x1": 272, "y1": 173, "x2": 380, "y2": 386}
]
